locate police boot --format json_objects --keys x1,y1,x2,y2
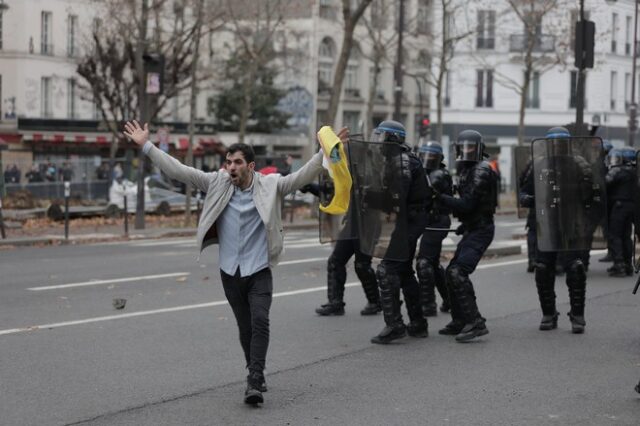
[
  {"x1": 435, "y1": 264, "x2": 451, "y2": 313},
  {"x1": 608, "y1": 262, "x2": 628, "y2": 277},
  {"x1": 446, "y1": 266, "x2": 486, "y2": 342},
  {"x1": 535, "y1": 263, "x2": 558, "y2": 331},
  {"x1": 416, "y1": 258, "x2": 438, "y2": 317},
  {"x1": 404, "y1": 285, "x2": 428, "y2": 338},
  {"x1": 625, "y1": 263, "x2": 634, "y2": 276},
  {"x1": 371, "y1": 266, "x2": 406, "y2": 344},
  {"x1": 566, "y1": 260, "x2": 587, "y2": 334},
  {"x1": 455, "y1": 316, "x2": 489, "y2": 342},
  {"x1": 244, "y1": 371, "x2": 264, "y2": 405},
  {"x1": 355, "y1": 259, "x2": 382, "y2": 316},
  {"x1": 439, "y1": 270, "x2": 465, "y2": 335},
  {"x1": 316, "y1": 257, "x2": 346, "y2": 316},
  {"x1": 598, "y1": 251, "x2": 613, "y2": 262}
]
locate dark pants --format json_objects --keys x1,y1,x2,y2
[
  {"x1": 526, "y1": 214, "x2": 537, "y2": 267},
  {"x1": 220, "y1": 267, "x2": 273, "y2": 375},
  {"x1": 446, "y1": 223, "x2": 495, "y2": 324},
  {"x1": 327, "y1": 238, "x2": 379, "y2": 304},
  {"x1": 377, "y1": 217, "x2": 426, "y2": 326},
  {"x1": 535, "y1": 249, "x2": 586, "y2": 317},
  {"x1": 609, "y1": 200, "x2": 634, "y2": 265},
  {"x1": 416, "y1": 215, "x2": 450, "y2": 309}
]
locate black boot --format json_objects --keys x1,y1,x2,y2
[
  {"x1": 315, "y1": 302, "x2": 345, "y2": 316},
  {"x1": 598, "y1": 252, "x2": 613, "y2": 262},
  {"x1": 608, "y1": 262, "x2": 628, "y2": 277},
  {"x1": 438, "y1": 320, "x2": 465, "y2": 335},
  {"x1": 455, "y1": 317, "x2": 489, "y2": 342},
  {"x1": 625, "y1": 263, "x2": 634, "y2": 276},
  {"x1": 371, "y1": 265, "x2": 406, "y2": 344},
  {"x1": 527, "y1": 260, "x2": 535, "y2": 273},
  {"x1": 355, "y1": 259, "x2": 382, "y2": 316},
  {"x1": 317, "y1": 256, "x2": 346, "y2": 316},
  {"x1": 567, "y1": 260, "x2": 587, "y2": 334},
  {"x1": 360, "y1": 302, "x2": 382, "y2": 315},
  {"x1": 535, "y1": 263, "x2": 558, "y2": 331},
  {"x1": 244, "y1": 371, "x2": 264, "y2": 404},
  {"x1": 539, "y1": 312, "x2": 559, "y2": 331},
  {"x1": 407, "y1": 319, "x2": 428, "y2": 337}
]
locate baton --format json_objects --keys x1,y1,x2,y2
[
  {"x1": 633, "y1": 274, "x2": 640, "y2": 295},
  {"x1": 424, "y1": 226, "x2": 457, "y2": 233}
]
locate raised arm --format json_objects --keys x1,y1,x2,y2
[{"x1": 123, "y1": 121, "x2": 212, "y2": 193}]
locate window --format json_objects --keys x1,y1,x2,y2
[
  {"x1": 41, "y1": 77, "x2": 52, "y2": 117},
  {"x1": 625, "y1": 73, "x2": 631, "y2": 111},
  {"x1": 319, "y1": 0, "x2": 336, "y2": 20},
  {"x1": 318, "y1": 37, "x2": 335, "y2": 95},
  {"x1": 416, "y1": 0, "x2": 430, "y2": 35},
  {"x1": 370, "y1": 0, "x2": 386, "y2": 30},
  {"x1": 369, "y1": 66, "x2": 385, "y2": 100},
  {"x1": 610, "y1": 71, "x2": 618, "y2": 111},
  {"x1": 67, "y1": 15, "x2": 77, "y2": 57},
  {"x1": 345, "y1": 47, "x2": 360, "y2": 97},
  {"x1": 67, "y1": 79, "x2": 76, "y2": 118},
  {"x1": 612, "y1": 13, "x2": 618, "y2": 53},
  {"x1": 93, "y1": 95, "x2": 101, "y2": 120},
  {"x1": 342, "y1": 111, "x2": 360, "y2": 132},
  {"x1": 41, "y1": 11, "x2": 53, "y2": 55},
  {"x1": 476, "y1": 69, "x2": 493, "y2": 108},
  {"x1": 524, "y1": 11, "x2": 542, "y2": 48},
  {"x1": 477, "y1": 10, "x2": 495, "y2": 49},
  {"x1": 526, "y1": 72, "x2": 540, "y2": 109},
  {"x1": 0, "y1": 9, "x2": 4, "y2": 50},
  {"x1": 626, "y1": 16, "x2": 632, "y2": 55}
]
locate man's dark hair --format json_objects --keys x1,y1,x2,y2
[{"x1": 226, "y1": 143, "x2": 255, "y2": 163}]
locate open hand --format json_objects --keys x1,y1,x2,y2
[{"x1": 123, "y1": 120, "x2": 150, "y2": 147}]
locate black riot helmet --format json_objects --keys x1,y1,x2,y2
[
  {"x1": 545, "y1": 126, "x2": 571, "y2": 157},
  {"x1": 371, "y1": 120, "x2": 406, "y2": 144},
  {"x1": 455, "y1": 130, "x2": 484, "y2": 163},
  {"x1": 418, "y1": 140, "x2": 444, "y2": 170}
]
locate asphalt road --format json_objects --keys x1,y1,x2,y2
[{"x1": 1, "y1": 216, "x2": 639, "y2": 425}]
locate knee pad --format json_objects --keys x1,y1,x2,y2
[
  {"x1": 566, "y1": 259, "x2": 586, "y2": 284},
  {"x1": 376, "y1": 263, "x2": 399, "y2": 290},
  {"x1": 416, "y1": 257, "x2": 435, "y2": 280},
  {"x1": 446, "y1": 265, "x2": 467, "y2": 289}
]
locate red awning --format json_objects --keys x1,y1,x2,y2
[
  {"x1": 0, "y1": 133, "x2": 22, "y2": 144},
  {"x1": 178, "y1": 138, "x2": 190, "y2": 150}
]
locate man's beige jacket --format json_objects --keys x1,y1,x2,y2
[{"x1": 144, "y1": 143, "x2": 323, "y2": 267}]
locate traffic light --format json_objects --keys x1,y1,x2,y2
[{"x1": 419, "y1": 115, "x2": 430, "y2": 137}]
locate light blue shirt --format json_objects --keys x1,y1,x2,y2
[{"x1": 216, "y1": 174, "x2": 269, "y2": 277}]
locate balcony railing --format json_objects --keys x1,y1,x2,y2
[{"x1": 509, "y1": 34, "x2": 555, "y2": 53}]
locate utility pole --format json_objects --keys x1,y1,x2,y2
[
  {"x1": 629, "y1": 0, "x2": 639, "y2": 148},
  {"x1": 393, "y1": 0, "x2": 405, "y2": 122},
  {"x1": 575, "y1": 0, "x2": 586, "y2": 133},
  {"x1": 135, "y1": 0, "x2": 149, "y2": 230}
]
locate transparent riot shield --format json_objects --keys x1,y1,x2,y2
[
  {"x1": 348, "y1": 138, "x2": 410, "y2": 260},
  {"x1": 634, "y1": 152, "x2": 640, "y2": 270},
  {"x1": 532, "y1": 136, "x2": 606, "y2": 252},
  {"x1": 514, "y1": 145, "x2": 532, "y2": 219},
  {"x1": 318, "y1": 169, "x2": 355, "y2": 243}
]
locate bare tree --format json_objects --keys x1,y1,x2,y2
[
  {"x1": 358, "y1": 0, "x2": 398, "y2": 136},
  {"x1": 325, "y1": 0, "x2": 374, "y2": 126},
  {"x1": 474, "y1": 0, "x2": 571, "y2": 145},
  {"x1": 222, "y1": 0, "x2": 293, "y2": 143},
  {"x1": 404, "y1": 0, "x2": 474, "y2": 144},
  {"x1": 76, "y1": 0, "x2": 215, "y2": 161}
]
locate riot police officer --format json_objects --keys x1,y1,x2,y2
[
  {"x1": 416, "y1": 141, "x2": 452, "y2": 316},
  {"x1": 599, "y1": 139, "x2": 615, "y2": 263},
  {"x1": 605, "y1": 147, "x2": 636, "y2": 277},
  {"x1": 437, "y1": 130, "x2": 497, "y2": 342},
  {"x1": 532, "y1": 127, "x2": 597, "y2": 334},
  {"x1": 368, "y1": 120, "x2": 430, "y2": 344}
]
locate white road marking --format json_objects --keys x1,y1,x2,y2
[
  {"x1": 279, "y1": 257, "x2": 326, "y2": 266},
  {"x1": 27, "y1": 273, "x2": 191, "y2": 291},
  {"x1": 2, "y1": 257, "x2": 535, "y2": 336}
]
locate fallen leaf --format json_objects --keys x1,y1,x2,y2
[{"x1": 112, "y1": 298, "x2": 127, "y2": 310}]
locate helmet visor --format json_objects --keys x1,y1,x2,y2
[
  {"x1": 456, "y1": 140, "x2": 480, "y2": 162},
  {"x1": 421, "y1": 151, "x2": 442, "y2": 170}
]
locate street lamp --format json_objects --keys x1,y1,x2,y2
[{"x1": 629, "y1": 0, "x2": 639, "y2": 147}]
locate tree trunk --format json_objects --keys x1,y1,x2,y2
[
  {"x1": 184, "y1": 0, "x2": 204, "y2": 226},
  {"x1": 325, "y1": 22, "x2": 355, "y2": 126}
]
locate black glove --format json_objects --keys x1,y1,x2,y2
[{"x1": 455, "y1": 224, "x2": 466, "y2": 235}]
